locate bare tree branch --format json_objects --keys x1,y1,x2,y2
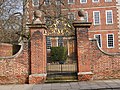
[{"x1": 0, "y1": 0, "x2": 23, "y2": 44}]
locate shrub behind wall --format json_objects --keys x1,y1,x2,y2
[{"x1": 51, "y1": 47, "x2": 67, "y2": 63}]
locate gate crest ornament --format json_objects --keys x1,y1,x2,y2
[{"x1": 46, "y1": 16, "x2": 75, "y2": 36}]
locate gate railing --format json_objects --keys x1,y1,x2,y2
[{"x1": 47, "y1": 63, "x2": 77, "y2": 72}]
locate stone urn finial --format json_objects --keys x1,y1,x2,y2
[
  {"x1": 34, "y1": 10, "x2": 42, "y2": 18},
  {"x1": 33, "y1": 10, "x2": 42, "y2": 24},
  {"x1": 78, "y1": 10, "x2": 85, "y2": 17}
]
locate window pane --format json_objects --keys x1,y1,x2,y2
[
  {"x1": 32, "y1": 0, "x2": 39, "y2": 6},
  {"x1": 107, "y1": 34, "x2": 114, "y2": 48},
  {"x1": 93, "y1": 0, "x2": 99, "y2": 2},
  {"x1": 44, "y1": 0, "x2": 50, "y2": 5},
  {"x1": 95, "y1": 34, "x2": 102, "y2": 47},
  {"x1": 106, "y1": 11, "x2": 113, "y2": 24},
  {"x1": 94, "y1": 11, "x2": 100, "y2": 25},
  {"x1": 84, "y1": 12, "x2": 88, "y2": 22},
  {"x1": 105, "y1": 0, "x2": 112, "y2": 2},
  {"x1": 68, "y1": 0, "x2": 74, "y2": 4},
  {"x1": 68, "y1": 13, "x2": 75, "y2": 20},
  {"x1": 45, "y1": 16, "x2": 52, "y2": 25},
  {"x1": 58, "y1": 37, "x2": 63, "y2": 46},
  {"x1": 56, "y1": 0, "x2": 61, "y2": 5},
  {"x1": 80, "y1": 0, "x2": 87, "y2": 3},
  {"x1": 46, "y1": 37, "x2": 51, "y2": 49}
]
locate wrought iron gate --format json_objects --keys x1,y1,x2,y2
[{"x1": 46, "y1": 36, "x2": 78, "y2": 82}]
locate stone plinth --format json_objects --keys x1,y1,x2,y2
[{"x1": 29, "y1": 74, "x2": 46, "y2": 84}]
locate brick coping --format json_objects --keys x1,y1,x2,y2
[
  {"x1": 0, "y1": 41, "x2": 24, "y2": 59},
  {"x1": 29, "y1": 74, "x2": 47, "y2": 77},
  {"x1": 89, "y1": 38, "x2": 120, "y2": 56},
  {"x1": 78, "y1": 72, "x2": 93, "y2": 75}
]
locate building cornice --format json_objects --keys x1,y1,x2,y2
[
  {"x1": 63, "y1": 6, "x2": 117, "y2": 11},
  {"x1": 89, "y1": 29, "x2": 119, "y2": 32}
]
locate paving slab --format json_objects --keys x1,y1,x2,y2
[
  {"x1": 51, "y1": 83, "x2": 61, "y2": 89},
  {"x1": 103, "y1": 80, "x2": 113, "y2": 83},
  {"x1": 51, "y1": 83, "x2": 61, "y2": 86},
  {"x1": 41, "y1": 88, "x2": 51, "y2": 90},
  {"x1": 108, "y1": 85, "x2": 120, "y2": 89},
  {"x1": 101, "y1": 89, "x2": 113, "y2": 90},
  {"x1": 42, "y1": 84, "x2": 51, "y2": 88},
  {"x1": 0, "y1": 79, "x2": 120, "y2": 90},
  {"x1": 12, "y1": 84, "x2": 33, "y2": 90},
  {"x1": 96, "y1": 85, "x2": 110, "y2": 89},
  {"x1": 68, "y1": 89, "x2": 80, "y2": 90},
  {"x1": 90, "y1": 85, "x2": 103, "y2": 89},
  {"x1": 70, "y1": 82, "x2": 80, "y2": 88},
  {"x1": 71, "y1": 85, "x2": 80, "y2": 89},
  {"x1": 112, "y1": 79, "x2": 120, "y2": 85},
  {"x1": 79, "y1": 86, "x2": 92, "y2": 89},
  {"x1": 0, "y1": 85, "x2": 14, "y2": 90},
  {"x1": 112, "y1": 79, "x2": 120, "y2": 82},
  {"x1": 78, "y1": 81, "x2": 89, "y2": 86},
  {"x1": 60, "y1": 83, "x2": 70, "y2": 87},
  {"x1": 33, "y1": 85, "x2": 42, "y2": 90}
]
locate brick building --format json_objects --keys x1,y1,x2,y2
[
  {"x1": 26, "y1": 0, "x2": 120, "y2": 53},
  {"x1": 67, "y1": 0, "x2": 120, "y2": 53}
]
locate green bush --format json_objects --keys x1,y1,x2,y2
[{"x1": 51, "y1": 47, "x2": 67, "y2": 63}]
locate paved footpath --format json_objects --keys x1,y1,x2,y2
[{"x1": 0, "y1": 79, "x2": 120, "y2": 90}]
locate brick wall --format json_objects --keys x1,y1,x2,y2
[
  {"x1": 75, "y1": 23, "x2": 120, "y2": 80},
  {"x1": 0, "y1": 22, "x2": 120, "y2": 84},
  {"x1": 0, "y1": 42, "x2": 29, "y2": 84},
  {"x1": 0, "y1": 24, "x2": 47, "y2": 84},
  {"x1": 90, "y1": 40, "x2": 120, "y2": 80},
  {"x1": 0, "y1": 43, "x2": 13, "y2": 57}
]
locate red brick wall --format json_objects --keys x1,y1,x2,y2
[
  {"x1": 76, "y1": 28, "x2": 91, "y2": 73},
  {"x1": 90, "y1": 40, "x2": 120, "y2": 80},
  {"x1": 0, "y1": 24, "x2": 47, "y2": 84},
  {"x1": 76, "y1": 25, "x2": 120, "y2": 80},
  {"x1": 0, "y1": 43, "x2": 13, "y2": 57},
  {"x1": 0, "y1": 43, "x2": 29, "y2": 84},
  {"x1": 30, "y1": 28, "x2": 46, "y2": 74}
]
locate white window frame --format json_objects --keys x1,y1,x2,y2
[
  {"x1": 68, "y1": 12, "x2": 75, "y2": 20},
  {"x1": 94, "y1": 34, "x2": 102, "y2": 48},
  {"x1": 56, "y1": 37, "x2": 59, "y2": 47},
  {"x1": 105, "y1": 0, "x2": 112, "y2": 2},
  {"x1": 106, "y1": 10, "x2": 113, "y2": 24},
  {"x1": 32, "y1": 0, "x2": 39, "y2": 7},
  {"x1": 80, "y1": 0, "x2": 87, "y2": 4},
  {"x1": 92, "y1": 0, "x2": 99, "y2": 3},
  {"x1": 56, "y1": 0, "x2": 62, "y2": 5},
  {"x1": 107, "y1": 33, "x2": 114, "y2": 48},
  {"x1": 46, "y1": 37, "x2": 52, "y2": 49},
  {"x1": 68, "y1": 0, "x2": 75, "y2": 4},
  {"x1": 84, "y1": 11, "x2": 88, "y2": 22},
  {"x1": 44, "y1": 16, "x2": 52, "y2": 25},
  {"x1": 93, "y1": 11, "x2": 101, "y2": 25},
  {"x1": 44, "y1": 0, "x2": 51, "y2": 5},
  {"x1": 58, "y1": 37, "x2": 63, "y2": 47}
]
